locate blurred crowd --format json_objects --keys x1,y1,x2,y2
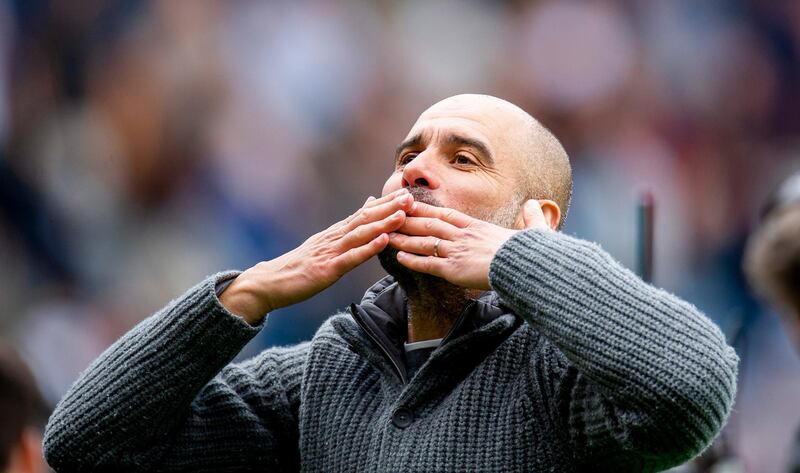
[{"x1": 1, "y1": 0, "x2": 799, "y2": 470}]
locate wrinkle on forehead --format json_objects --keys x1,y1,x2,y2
[
  {"x1": 409, "y1": 94, "x2": 534, "y2": 165},
  {"x1": 418, "y1": 95, "x2": 533, "y2": 144}
]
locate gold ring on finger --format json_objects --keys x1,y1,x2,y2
[{"x1": 433, "y1": 238, "x2": 441, "y2": 258}]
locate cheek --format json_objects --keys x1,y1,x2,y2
[
  {"x1": 452, "y1": 186, "x2": 510, "y2": 220},
  {"x1": 381, "y1": 173, "x2": 403, "y2": 196}
]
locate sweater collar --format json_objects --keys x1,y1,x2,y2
[
  {"x1": 359, "y1": 275, "x2": 509, "y2": 339},
  {"x1": 348, "y1": 276, "x2": 513, "y2": 384}
]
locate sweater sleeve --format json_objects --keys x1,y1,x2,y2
[
  {"x1": 43, "y1": 272, "x2": 306, "y2": 472},
  {"x1": 488, "y1": 230, "x2": 738, "y2": 472}
]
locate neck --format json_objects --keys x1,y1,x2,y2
[{"x1": 404, "y1": 278, "x2": 481, "y2": 342}]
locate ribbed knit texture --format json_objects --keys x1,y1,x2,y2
[{"x1": 43, "y1": 230, "x2": 738, "y2": 472}]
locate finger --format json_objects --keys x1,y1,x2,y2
[
  {"x1": 396, "y1": 251, "x2": 446, "y2": 277},
  {"x1": 333, "y1": 233, "x2": 389, "y2": 275},
  {"x1": 332, "y1": 195, "x2": 402, "y2": 234},
  {"x1": 343, "y1": 190, "x2": 407, "y2": 226},
  {"x1": 388, "y1": 233, "x2": 446, "y2": 257},
  {"x1": 397, "y1": 216, "x2": 459, "y2": 239},
  {"x1": 522, "y1": 200, "x2": 548, "y2": 229},
  {"x1": 343, "y1": 192, "x2": 413, "y2": 230},
  {"x1": 339, "y1": 210, "x2": 405, "y2": 250},
  {"x1": 406, "y1": 202, "x2": 472, "y2": 228},
  {"x1": 364, "y1": 188, "x2": 409, "y2": 209}
]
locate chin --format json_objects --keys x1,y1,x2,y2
[
  {"x1": 378, "y1": 185, "x2": 442, "y2": 287},
  {"x1": 378, "y1": 245, "x2": 413, "y2": 285}
]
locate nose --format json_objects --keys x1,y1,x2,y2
[{"x1": 401, "y1": 152, "x2": 440, "y2": 189}]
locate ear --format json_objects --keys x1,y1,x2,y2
[
  {"x1": 537, "y1": 199, "x2": 561, "y2": 230},
  {"x1": 515, "y1": 199, "x2": 560, "y2": 231}
]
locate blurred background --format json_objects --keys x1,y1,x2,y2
[{"x1": 0, "y1": 0, "x2": 798, "y2": 470}]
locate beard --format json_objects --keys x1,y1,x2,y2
[{"x1": 378, "y1": 186, "x2": 520, "y2": 319}]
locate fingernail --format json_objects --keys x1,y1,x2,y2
[
  {"x1": 393, "y1": 210, "x2": 404, "y2": 218},
  {"x1": 410, "y1": 202, "x2": 417, "y2": 212}
]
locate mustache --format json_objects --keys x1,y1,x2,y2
[{"x1": 405, "y1": 186, "x2": 442, "y2": 207}]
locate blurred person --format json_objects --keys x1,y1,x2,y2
[
  {"x1": 0, "y1": 342, "x2": 48, "y2": 473},
  {"x1": 44, "y1": 94, "x2": 737, "y2": 472},
  {"x1": 744, "y1": 171, "x2": 800, "y2": 472},
  {"x1": 745, "y1": 172, "x2": 800, "y2": 345}
]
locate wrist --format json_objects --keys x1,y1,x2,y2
[{"x1": 219, "y1": 273, "x2": 271, "y2": 325}]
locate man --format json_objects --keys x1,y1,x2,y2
[
  {"x1": 44, "y1": 94, "x2": 737, "y2": 472},
  {"x1": 0, "y1": 342, "x2": 48, "y2": 473},
  {"x1": 744, "y1": 171, "x2": 800, "y2": 472}
]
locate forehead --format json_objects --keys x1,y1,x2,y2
[{"x1": 404, "y1": 99, "x2": 524, "y2": 158}]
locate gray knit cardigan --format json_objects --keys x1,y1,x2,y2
[{"x1": 43, "y1": 230, "x2": 738, "y2": 472}]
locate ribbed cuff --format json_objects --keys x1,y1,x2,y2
[{"x1": 176, "y1": 271, "x2": 264, "y2": 365}]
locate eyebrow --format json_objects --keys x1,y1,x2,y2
[
  {"x1": 394, "y1": 132, "x2": 495, "y2": 165},
  {"x1": 395, "y1": 134, "x2": 424, "y2": 162}
]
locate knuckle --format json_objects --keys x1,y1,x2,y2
[
  {"x1": 351, "y1": 227, "x2": 365, "y2": 242},
  {"x1": 363, "y1": 224, "x2": 378, "y2": 239},
  {"x1": 328, "y1": 257, "x2": 345, "y2": 272},
  {"x1": 336, "y1": 219, "x2": 352, "y2": 234},
  {"x1": 330, "y1": 257, "x2": 347, "y2": 273},
  {"x1": 374, "y1": 217, "x2": 388, "y2": 230},
  {"x1": 328, "y1": 227, "x2": 345, "y2": 240}
]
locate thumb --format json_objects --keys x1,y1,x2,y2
[{"x1": 522, "y1": 199, "x2": 548, "y2": 229}]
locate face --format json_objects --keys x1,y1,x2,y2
[
  {"x1": 381, "y1": 96, "x2": 526, "y2": 224},
  {"x1": 378, "y1": 96, "x2": 532, "y2": 294}
]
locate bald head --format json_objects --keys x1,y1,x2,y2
[{"x1": 419, "y1": 94, "x2": 572, "y2": 228}]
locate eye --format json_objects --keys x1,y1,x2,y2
[
  {"x1": 398, "y1": 153, "x2": 418, "y2": 166},
  {"x1": 454, "y1": 154, "x2": 475, "y2": 165}
]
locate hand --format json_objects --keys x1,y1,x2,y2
[
  {"x1": 220, "y1": 189, "x2": 414, "y2": 324},
  {"x1": 388, "y1": 200, "x2": 551, "y2": 290}
]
